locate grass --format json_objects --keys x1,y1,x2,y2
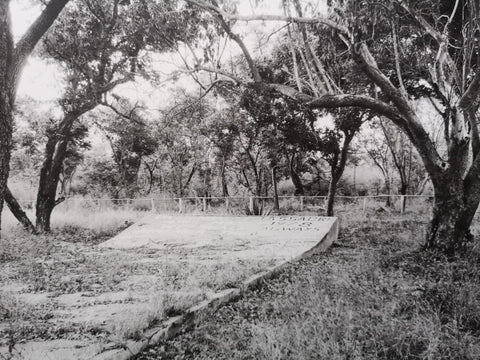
[
  {"x1": 2, "y1": 205, "x2": 480, "y2": 359},
  {"x1": 135, "y1": 212, "x2": 480, "y2": 360},
  {"x1": 0, "y1": 208, "x2": 282, "y2": 353}
]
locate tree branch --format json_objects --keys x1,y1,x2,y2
[
  {"x1": 212, "y1": 10, "x2": 262, "y2": 82},
  {"x1": 194, "y1": 65, "x2": 244, "y2": 84},
  {"x1": 186, "y1": 0, "x2": 349, "y2": 34},
  {"x1": 392, "y1": 22, "x2": 407, "y2": 98},
  {"x1": 13, "y1": 0, "x2": 70, "y2": 82},
  {"x1": 397, "y1": 1, "x2": 461, "y2": 93}
]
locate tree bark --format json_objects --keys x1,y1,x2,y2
[{"x1": 426, "y1": 187, "x2": 474, "y2": 254}]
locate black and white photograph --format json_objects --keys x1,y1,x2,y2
[{"x1": 0, "y1": 0, "x2": 479, "y2": 359}]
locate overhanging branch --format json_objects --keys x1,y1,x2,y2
[
  {"x1": 186, "y1": 0, "x2": 349, "y2": 35},
  {"x1": 13, "y1": 0, "x2": 70, "y2": 83}
]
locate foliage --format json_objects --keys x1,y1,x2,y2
[{"x1": 78, "y1": 159, "x2": 120, "y2": 197}]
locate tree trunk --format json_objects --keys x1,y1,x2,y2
[
  {"x1": 181, "y1": 166, "x2": 196, "y2": 196},
  {"x1": 399, "y1": 182, "x2": 408, "y2": 195},
  {"x1": 0, "y1": 3, "x2": 14, "y2": 236},
  {"x1": 0, "y1": 94, "x2": 13, "y2": 236},
  {"x1": 4, "y1": 187, "x2": 36, "y2": 233},
  {"x1": 220, "y1": 156, "x2": 229, "y2": 197},
  {"x1": 425, "y1": 174, "x2": 480, "y2": 254},
  {"x1": 326, "y1": 131, "x2": 356, "y2": 216},
  {"x1": 384, "y1": 177, "x2": 392, "y2": 207},
  {"x1": 272, "y1": 166, "x2": 279, "y2": 211},
  {"x1": 326, "y1": 173, "x2": 340, "y2": 216},
  {"x1": 289, "y1": 154, "x2": 305, "y2": 196},
  {"x1": 36, "y1": 135, "x2": 70, "y2": 232}
]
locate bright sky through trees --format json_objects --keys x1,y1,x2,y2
[
  {"x1": 10, "y1": 0, "x2": 327, "y2": 103},
  {"x1": 11, "y1": 2, "x2": 64, "y2": 101}
]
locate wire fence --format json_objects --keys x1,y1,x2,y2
[{"x1": 17, "y1": 194, "x2": 437, "y2": 216}]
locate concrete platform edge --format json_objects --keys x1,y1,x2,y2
[{"x1": 92, "y1": 217, "x2": 338, "y2": 360}]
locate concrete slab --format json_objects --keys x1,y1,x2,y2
[
  {"x1": 100, "y1": 215, "x2": 336, "y2": 263},
  {"x1": 0, "y1": 215, "x2": 338, "y2": 360}
]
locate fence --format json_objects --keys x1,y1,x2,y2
[{"x1": 17, "y1": 194, "x2": 437, "y2": 216}]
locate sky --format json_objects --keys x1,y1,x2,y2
[
  {"x1": 11, "y1": 1, "x2": 65, "y2": 101},
  {"x1": 10, "y1": 0, "x2": 327, "y2": 104}
]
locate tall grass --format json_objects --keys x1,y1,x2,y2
[{"x1": 1, "y1": 207, "x2": 142, "y2": 239}]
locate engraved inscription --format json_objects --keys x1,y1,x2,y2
[{"x1": 263, "y1": 216, "x2": 332, "y2": 232}]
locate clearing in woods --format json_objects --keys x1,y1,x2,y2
[{"x1": 0, "y1": 214, "x2": 337, "y2": 360}]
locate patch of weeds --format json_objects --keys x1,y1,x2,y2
[
  {"x1": 106, "y1": 291, "x2": 195, "y2": 341},
  {"x1": 0, "y1": 292, "x2": 78, "y2": 353},
  {"x1": 163, "y1": 292, "x2": 207, "y2": 317},
  {"x1": 421, "y1": 282, "x2": 480, "y2": 333},
  {"x1": 53, "y1": 220, "x2": 134, "y2": 245}
]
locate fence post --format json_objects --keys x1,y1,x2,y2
[
  {"x1": 225, "y1": 197, "x2": 230, "y2": 212},
  {"x1": 362, "y1": 197, "x2": 367, "y2": 213},
  {"x1": 202, "y1": 197, "x2": 207, "y2": 212},
  {"x1": 400, "y1": 195, "x2": 406, "y2": 213},
  {"x1": 150, "y1": 198, "x2": 156, "y2": 212},
  {"x1": 300, "y1": 196, "x2": 304, "y2": 211},
  {"x1": 178, "y1": 198, "x2": 183, "y2": 213},
  {"x1": 249, "y1": 196, "x2": 254, "y2": 214}
]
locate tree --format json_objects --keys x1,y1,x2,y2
[
  {"x1": 363, "y1": 123, "x2": 395, "y2": 202},
  {"x1": 319, "y1": 108, "x2": 365, "y2": 216},
  {"x1": 240, "y1": 84, "x2": 319, "y2": 196},
  {"x1": 0, "y1": 0, "x2": 70, "y2": 234},
  {"x1": 7, "y1": 0, "x2": 200, "y2": 232},
  {"x1": 79, "y1": 158, "x2": 120, "y2": 197},
  {"x1": 201, "y1": 106, "x2": 239, "y2": 197},
  {"x1": 187, "y1": 0, "x2": 480, "y2": 254},
  {"x1": 95, "y1": 101, "x2": 158, "y2": 198},
  {"x1": 365, "y1": 118, "x2": 429, "y2": 198},
  {"x1": 152, "y1": 93, "x2": 212, "y2": 197}
]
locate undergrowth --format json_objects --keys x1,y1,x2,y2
[{"x1": 136, "y1": 213, "x2": 480, "y2": 360}]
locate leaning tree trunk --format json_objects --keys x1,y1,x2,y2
[{"x1": 5, "y1": 187, "x2": 36, "y2": 233}]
